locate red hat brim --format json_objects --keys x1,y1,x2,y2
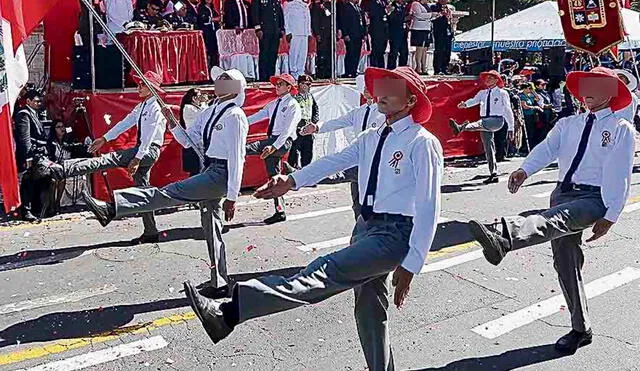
[
  {"x1": 364, "y1": 68, "x2": 432, "y2": 124},
  {"x1": 132, "y1": 74, "x2": 166, "y2": 94},
  {"x1": 479, "y1": 71, "x2": 504, "y2": 88},
  {"x1": 566, "y1": 71, "x2": 632, "y2": 112}
]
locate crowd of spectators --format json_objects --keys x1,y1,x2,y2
[{"x1": 79, "y1": 0, "x2": 458, "y2": 84}]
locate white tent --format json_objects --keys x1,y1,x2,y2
[{"x1": 453, "y1": 1, "x2": 640, "y2": 52}]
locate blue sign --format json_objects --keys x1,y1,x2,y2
[{"x1": 453, "y1": 39, "x2": 567, "y2": 52}]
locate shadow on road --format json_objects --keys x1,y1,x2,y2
[
  {"x1": 0, "y1": 266, "x2": 305, "y2": 348},
  {"x1": 0, "y1": 240, "x2": 134, "y2": 273},
  {"x1": 412, "y1": 344, "x2": 569, "y2": 371}
]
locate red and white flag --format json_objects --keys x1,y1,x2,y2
[{"x1": 0, "y1": 0, "x2": 61, "y2": 213}]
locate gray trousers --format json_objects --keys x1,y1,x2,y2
[
  {"x1": 246, "y1": 137, "x2": 293, "y2": 214},
  {"x1": 233, "y1": 216, "x2": 413, "y2": 371},
  {"x1": 463, "y1": 117, "x2": 505, "y2": 176},
  {"x1": 344, "y1": 167, "x2": 361, "y2": 220},
  {"x1": 113, "y1": 162, "x2": 229, "y2": 288},
  {"x1": 501, "y1": 186, "x2": 606, "y2": 332},
  {"x1": 63, "y1": 146, "x2": 160, "y2": 236}
]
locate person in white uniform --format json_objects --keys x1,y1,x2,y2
[
  {"x1": 182, "y1": 66, "x2": 443, "y2": 371},
  {"x1": 246, "y1": 74, "x2": 302, "y2": 224},
  {"x1": 613, "y1": 69, "x2": 639, "y2": 125},
  {"x1": 82, "y1": 69, "x2": 249, "y2": 298},
  {"x1": 284, "y1": 0, "x2": 312, "y2": 79},
  {"x1": 449, "y1": 70, "x2": 515, "y2": 184},
  {"x1": 51, "y1": 71, "x2": 167, "y2": 245},
  {"x1": 300, "y1": 75, "x2": 386, "y2": 219},
  {"x1": 467, "y1": 67, "x2": 636, "y2": 355}
]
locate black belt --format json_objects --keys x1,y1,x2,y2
[
  {"x1": 557, "y1": 182, "x2": 601, "y2": 193},
  {"x1": 204, "y1": 157, "x2": 228, "y2": 167},
  {"x1": 481, "y1": 116, "x2": 504, "y2": 119},
  {"x1": 367, "y1": 213, "x2": 413, "y2": 223}
]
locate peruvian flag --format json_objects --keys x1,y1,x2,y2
[{"x1": 0, "y1": 0, "x2": 61, "y2": 213}]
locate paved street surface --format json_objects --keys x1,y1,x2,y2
[{"x1": 1, "y1": 157, "x2": 640, "y2": 371}]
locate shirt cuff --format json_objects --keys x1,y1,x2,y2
[
  {"x1": 604, "y1": 208, "x2": 620, "y2": 223},
  {"x1": 290, "y1": 173, "x2": 306, "y2": 190},
  {"x1": 400, "y1": 248, "x2": 426, "y2": 275}
]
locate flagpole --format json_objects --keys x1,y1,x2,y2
[
  {"x1": 331, "y1": 0, "x2": 337, "y2": 80},
  {"x1": 78, "y1": 0, "x2": 205, "y2": 163},
  {"x1": 490, "y1": 0, "x2": 495, "y2": 56},
  {"x1": 89, "y1": 8, "x2": 96, "y2": 93}
]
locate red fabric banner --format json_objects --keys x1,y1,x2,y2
[
  {"x1": 0, "y1": 109, "x2": 20, "y2": 213},
  {"x1": 0, "y1": 0, "x2": 61, "y2": 52},
  {"x1": 118, "y1": 31, "x2": 211, "y2": 85},
  {"x1": 558, "y1": 0, "x2": 625, "y2": 56},
  {"x1": 58, "y1": 80, "x2": 483, "y2": 201}
]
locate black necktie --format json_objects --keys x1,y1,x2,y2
[
  {"x1": 267, "y1": 98, "x2": 282, "y2": 137},
  {"x1": 136, "y1": 100, "x2": 149, "y2": 147},
  {"x1": 361, "y1": 105, "x2": 371, "y2": 132},
  {"x1": 203, "y1": 103, "x2": 236, "y2": 153},
  {"x1": 360, "y1": 125, "x2": 392, "y2": 221},
  {"x1": 485, "y1": 88, "x2": 492, "y2": 117},
  {"x1": 560, "y1": 113, "x2": 596, "y2": 192}
]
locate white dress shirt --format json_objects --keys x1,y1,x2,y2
[
  {"x1": 521, "y1": 108, "x2": 635, "y2": 223},
  {"x1": 105, "y1": 0, "x2": 134, "y2": 34},
  {"x1": 292, "y1": 116, "x2": 444, "y2": 274},
  {"x1": 248, "y1": 94, "x2": 302, "y2": 150},
  {"x1": 103, "y1": 97, "x2": 167, "y2": 160},
  {"x1": 615, "y1": 93, "x2": 639, "y2": 124},
  {"x1": 284, "y1": 0, "x2": 312, "y2": 36},
  {"x1": 318, "y1": 103, "x2": 386, "y2": 136},
  {"x1": 171, "y1": 101, "x2": 249, "y2": 201},
  {"x1": 463, "y1": 87, "x2": 515, "y2": 131},
  {"x1": 236, "y1": 0, "x2": 249, "y2": 28}
]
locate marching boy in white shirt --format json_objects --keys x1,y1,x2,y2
[
  {"x1": 449, "y1": 70, "x2": 515, "y2": 184},
  {"x1": 468, "y1": 67, "x2": 636, "y2": 355},
  {"x1": 182, "y1": 67, "x2": 443, "y2": 371},
  {"x1": 51, "y1": 71, "x2": 167, "y2": 245},
  {"x1": 81, "y1": 69, "x2": 249, "y2": 299}
]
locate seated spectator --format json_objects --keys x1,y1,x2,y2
[
  {"x1": 165, "y1": 1, "x2": 196, "y2": 29},
  {"x1": 133, "y1": 0, "x2": 165, "y2": 28},
  {"x1": 198, "y1": 0, "x2": 221, "y2": 67},
  {"x1": 45, "y1": 120, "x2": 90, "y2": 217},
  {"x1": 161, "y1": 0, "x2": 176, "y2": 15},
  {"x1": 222, "y1": 0, "x2": 251, "y2": 31}
]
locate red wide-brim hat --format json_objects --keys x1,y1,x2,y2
[
  {"x1": 566, "y1": 66, "x2": 632, "y2": 112},
  {"x1": 364, "y1": 66, "x2": 432, "y2": 124},
  {"x1": 132, "y1": 71, "x2": 165, "y2": 93},
  {"x1": 479, "y1": 70, "x2": 504, "y2": 88},
  {"x1": 269, "y1": 74, "x2": 298, "y2": 95}
]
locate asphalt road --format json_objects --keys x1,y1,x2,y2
[{"x1": 1, "y1": 156, "x2": 640, "y2": 371}]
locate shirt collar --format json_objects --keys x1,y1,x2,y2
[
  {"x1": 591, "y1": 108, "x2": 614, "y2": 121},
  {"x1": 379, "y1": 115, "x2": 414, "y2": 134}
]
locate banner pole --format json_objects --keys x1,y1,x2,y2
[{"x1": 78, "y1": 0, "x2": 206, "y2": 163}]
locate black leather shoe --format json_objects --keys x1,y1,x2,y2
[
  {"x1": 482, "y1": 174, "x2": 500, "y2": 184},
  {"x1": 449, "y1": 119, "x2": 462, "y2": 136},
  {"x1": 468, "y1": 220, "x2": 510, "y2": 265},
  {"x1": 130, "y1": 233, "x2": 160, "y2": 245},
  {"x1": 21, "y1": 209, "x2": 38, "y2": 223},
  {"x1": 198, "y1": 285, "x2": 230, "y2": 299},
  {"x1": 555, "y1": 329, "x2": 593, "y2": 354},
  {"x1": 264, "y1": 212, "x2": 286, "y2": 225},
  {"x1": 81, "y1": 191, "x2": 115, "y2": 227},
  {"x1": 183, "y1": 281, "x2": 233, "y2": 344}
]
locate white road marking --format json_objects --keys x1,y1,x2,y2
[
  {"x1": 287, "y1": 206, "x2": 353, "y2": 221},
  {"x1": 0, "y1": 285, "x2": 117, "y2": 315},
  {"x1": 294, "y1": 217, "x2": 450, "y2": 252},
  {"x1": 532, "y1": 191, "x2": 553, "y2": 198},
  {"x1": 18, "y1": 336, "x2": 168, "y2": 371},
  {"x1": 471, "y1": 267, "x2": 640, "y2": 339},
  {"x1": 420, "y1": 249, "x2": 484, "y2": 273},
  {"x1": 237, "y1": 188, "x2": 341, "y2": 206}
]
